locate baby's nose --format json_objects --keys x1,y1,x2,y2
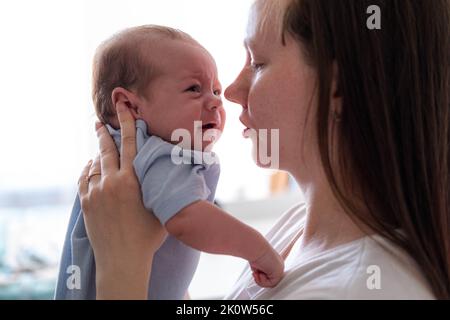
[{"x1": 205, "y1": 94, "x2": 222, "y2": 111}]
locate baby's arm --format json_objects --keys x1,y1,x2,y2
[{"x1": 165, "y1": 201, "x2": 284, "y2": 287}]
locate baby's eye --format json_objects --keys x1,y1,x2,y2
[
  {"x1": 213, "y1": 89, "x2": 221, "y2": 96},
  {"x1": 186, "y1": 84, "x2": 201, "y2": 93}
]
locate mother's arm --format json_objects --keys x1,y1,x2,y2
[{"x1": 78, "y1": 102, "x2": 167, "y2": 299}]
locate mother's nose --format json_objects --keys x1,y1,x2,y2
[
  {"x1": 224, "y1": 83, "x2": 237, "y2": 103},
  {"x1": 224, "y1": 72, "x2": 248, "y2": 106}
]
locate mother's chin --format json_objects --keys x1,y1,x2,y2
[{"x1": 246, "y1": 127, "x2": 281, "y2": 170}]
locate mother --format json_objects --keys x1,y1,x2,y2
[{"x1": 78, "y1": 0, "x2": 450, "y2": 299}]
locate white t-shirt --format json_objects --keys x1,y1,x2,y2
[{"x1": 225, "y1": 202, "x2": 435, "y2": 300}]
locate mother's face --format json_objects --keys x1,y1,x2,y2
[{"x1": 224, "y1": 0, "x2": 318, "y2": 175}]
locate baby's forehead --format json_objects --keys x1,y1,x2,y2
[{"x1": 145, "y1": 40, "x2": 219, "y2": 82}]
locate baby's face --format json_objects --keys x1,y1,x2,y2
[{"x1": 138, "y1": 40, "x2": 225, "y2": 151}]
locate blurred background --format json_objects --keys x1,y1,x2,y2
[{"x1": 0, "y1": 0, "x2": 302, "y2": 299}]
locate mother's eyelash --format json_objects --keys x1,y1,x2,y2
[{"x1": 250, "y1": 62, "x2": 264, "y2": 71}]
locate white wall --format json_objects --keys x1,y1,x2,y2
[{"x1": 0, "y1": 0, "x2": 276, "y2": 203}]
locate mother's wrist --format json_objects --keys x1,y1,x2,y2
[{"x1": 95, "y1": 260, "x2": 153, "y2": 300}]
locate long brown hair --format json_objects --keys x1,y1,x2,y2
[{"x1": 282, "y1": 0, "x2": 450, "y2": 298}]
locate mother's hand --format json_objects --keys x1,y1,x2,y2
[{"x1": 78, "y1": 102, "x2": 167, "y2": 299}]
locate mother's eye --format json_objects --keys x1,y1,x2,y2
[
  {"x1": 186, "y1": 84, "x2": 201, "y2": 93},
  {"x1": 250, "y1": 62, "x2": 264, "y2": 72}
]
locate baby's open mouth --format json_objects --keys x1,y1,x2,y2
[
  {"x1": 200, "y1": 122, "x2": 222, "y2": 144},
  {"x1": 202, "y1": 122, "x2": 217, "y2": 130}
]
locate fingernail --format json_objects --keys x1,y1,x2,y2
[
  {"x1": 88, "y1": 159, "x2": 93, "y2": 166},
  {"x1": 116, "y1": 102, "x2": 126, "y2": 112},
  {"x1": 95, "y1": 121, "x2": 103, "y2": 130}
]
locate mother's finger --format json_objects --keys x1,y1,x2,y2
[
  {"x1": 96, "y1": 122, "x2": 119, "y2": 175},
  {"x1": 116, "y1": 101, "x2": 137, "y2": 170},
  {"x1": 88, "y1": 155, "x2": 102, "y2": 185},
  {"x1": 78, "y1": 160, "x2": 92, "y2": 198}
]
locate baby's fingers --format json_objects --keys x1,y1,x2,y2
[
  {"x1": 252, "y1": 270, "x2": 266, "y2": 286},
  {"x1": 252, "y1": 270, "x2": 281, "y2": 288}
]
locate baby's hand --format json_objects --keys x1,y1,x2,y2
[{"x1": 249, "y1": 247, "x2": 284, "y2": 288}]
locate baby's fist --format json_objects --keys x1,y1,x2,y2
[{"x1": 249, "y1": 248, "x2": 284, "y2": 288}]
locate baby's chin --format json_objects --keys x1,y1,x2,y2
[
  {"x1": 168, "y1": 125, "x2": 222, "y2": 151},
  {"x1": 190, "y1": 137, "x2": 220, "y2": 152},
  {"x1": 193, "y1": 127, "x2": 222, "y2": 152},
  {"x1": 174, "y1": 132, "x2": 221, "y2": 152},
  {"x1": 199, "y1": 140, "x2": 218, "y2": 152}
]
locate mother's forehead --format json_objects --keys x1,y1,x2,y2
[{"x1": 246, "y1": 0, "x2": 290, "y2": 46}]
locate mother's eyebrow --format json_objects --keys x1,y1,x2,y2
[{"x1": 244, "y1": 37, "x2": 262, "y2": 53}]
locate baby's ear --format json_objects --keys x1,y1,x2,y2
[{"x1": 111, "y1": 87, "x2": 141, "y2": 120}]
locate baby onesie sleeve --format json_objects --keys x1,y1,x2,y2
[{"x1": 133, "y1": 136, "x2": 219, "y2": 226}]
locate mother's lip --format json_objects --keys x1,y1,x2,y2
[
  {"x1": 239, "y1": 115, "x2": 251, "y2": 129},
  {"x1": 242, "y1": 127, "x2": 252, "y2": 138}
]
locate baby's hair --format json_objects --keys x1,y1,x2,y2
[{"x1": 92, "y1": 24, "x2": 199, "y2": 124}]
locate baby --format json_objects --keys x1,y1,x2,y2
[{"x1": 55, "y1": 25, "x2": 284, "y2": 300}]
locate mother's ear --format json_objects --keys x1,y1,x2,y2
[{"x1": 111, "y1": 87, "x2": 143, "y2": 120}]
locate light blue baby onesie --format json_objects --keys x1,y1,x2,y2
[{"x1": 54, "y1": 119, "x2": 220, "y2": 299}]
